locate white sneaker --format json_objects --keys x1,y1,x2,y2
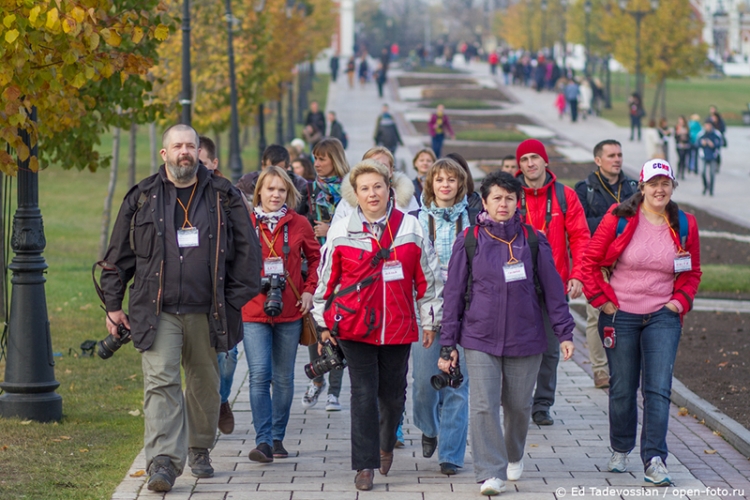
[
  {"x1": 325, "y1": 394, "x2": 342, "y2": 411},
  {"x1": 301, "y1": 381, "x2": 325, "y2": 408},
  {"x1": 506, "y1": 460, "x2": 523, "y2": 481},
  {"x1": 607, "y1": 451, "x2": 630, "y2": 473},
  {"x1": 644, "y1": 456, "x2": 671, "y2": 486},
  {"x1": 479, "y1": 477, "x2": 506, "y2": 496}
]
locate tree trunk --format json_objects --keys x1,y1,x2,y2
[
  {"x1": 649, "y1": 79, "x2": 664, "y2": 126},
  {"x1": 660, "y1": 81, "x2": 667, "y2": 120},
  {"x1": 242, "y1": 126, "x2": 250, "y2": 149},
  {"x1": 214, "y1": 131, "x2": 222, "y2": 164},
  {"x1": 128, "y1": 121, "x2": 137, "y2": 189},
  {"x1": 99, "y1": 127, "x2": 121, "y2": 259},
  {"x1": 149, "y1": 122, "x2": 158, "y2": 175},
  {"x1": 0, "y1": 171, "x2": 5, "y2": 322}
]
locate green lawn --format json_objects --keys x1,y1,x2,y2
[
  {"x1": 698, "y1": 264, "x2": 750, "y2": 294},
  {"x1": 408, "y1": 64, "x2": 464, "y2": 74},
  {"x1": 600, "y1": 73, "x2": 750, "y2": 127},
  {"x1": 0, "y1": 76, "x2": 329, "y2": 499},
  {"x1": 422, "y1": 98, "x2": 502, "y2": 110},
  {"x1": 455, "y1": 129, "x2": 528, "y2": 142}
]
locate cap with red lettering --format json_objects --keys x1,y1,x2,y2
[{"x1": 639, "y1": 159, "x2": 675, "y2": 183}]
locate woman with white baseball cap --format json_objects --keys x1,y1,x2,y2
[{"x1": 581, "y1": 159, "x2": 702, "y2": 487}]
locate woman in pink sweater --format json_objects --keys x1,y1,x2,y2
[{"x1": 581, "y1": 159, "x2": 701, "y2": 488}]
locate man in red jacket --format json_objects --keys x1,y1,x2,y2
[{"x1": 515, "y1": 139, "x2": 590, "y2": 426}]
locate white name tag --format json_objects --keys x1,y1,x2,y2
[
  {"x1": 177, "y1": 228, "x2": 199, "y2": 248},
  {"x1": 674, "y1": 253, "x2": 692, "y2": 273},
  {"x1": 264, "y1": 257, "x2": 285, "y2": 276},
  {"x1": 503, "y1": 262, "x2": 527, "y2": 283},
  {"x1": 383, "y1": 261, "x2": 405, "y2": 282}
]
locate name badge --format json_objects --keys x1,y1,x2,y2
[
  {"x1": 383, "y1": 261, "x2": 405, "y2": 282},
  {"x1": 177, "y1": 228, "x2": 199, "y2": 248},
  {"x1": 503, "y1": 262, "x2": 527, "y2": 283},
  {"x1": 674, "y1": 253, "x2": 692, "y2": 273},
  {"x1": 264, "y1": 257, "x2": 285, "y2": 276}
]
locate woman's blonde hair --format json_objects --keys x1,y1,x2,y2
[
  {"x1": 412, "y1": 148, "x2": 437, "y2": 172},
  {"x1": 422, "y1": 158, "x2": 467, "y2": 208},
  {"x1": 362, "y1": 146, "x2": 394, "y2": 170},
  {"x1": 312, "y1": 138, "x2": 350, "y2": 178},
  {"x1": 349, "y1": 159, "x2": 390, "y2": 191},
  {"x1": 253, "y1": 165, "x2": 301, "y2": 209}
]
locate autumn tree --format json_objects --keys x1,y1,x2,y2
[
  {"x1": 496, "y1": 0, "x2": 567, "y2": 53},
  {"x1": 0, "y1": 0, "x2": 175, "y2": 174}
]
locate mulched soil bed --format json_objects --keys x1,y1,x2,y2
[
  {"x1": 397, "y1": 76, "x2": 477, "y2": 87},
  {"x1": 411, "y1": 121, "x2": 518, "y2": 135},
  {"x1": 422, "y1": 87, "x2": 511, "y2": 102},
  {"x1": 439, "y1": 113, "x2": 537, "y2": 126},
  {"x1": 680, "y1": 203, "x2": 750, "y2": 235},
  {"x1": 441, "y1": 144, "x2": 559, "y2": 162}
]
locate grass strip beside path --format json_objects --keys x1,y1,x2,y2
[
  {"x1": 455, "y1": 129, "x2": 528, "y2": 142},
  {"x1": 698, "y1": 264, "x2": 750, "y2": 294}
]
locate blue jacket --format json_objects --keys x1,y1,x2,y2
[
  {"x1": 440, "y1": 212, "x2": 574, "y2": 357},
  {"x1": 696, "y1": 130, "x2": 721, "y2": 161}
]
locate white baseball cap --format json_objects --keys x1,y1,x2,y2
[{"x1": 640, "y1": 159, "x2": 675, "y2": 183}]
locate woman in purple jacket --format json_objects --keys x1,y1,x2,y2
[{"x1": 438, "y1": 171, "x2": 575, "y2": 497}]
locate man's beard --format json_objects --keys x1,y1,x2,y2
[{"x1": 167, "y1": 154, "x2": 199, "y2": 184}]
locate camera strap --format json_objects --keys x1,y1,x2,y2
[{"x1": 91, "y1": 260, "x2": 126, "y2": 306}]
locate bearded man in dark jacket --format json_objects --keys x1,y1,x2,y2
[{"x1": 100, "y1": 124, "x2": 261, "y2": 492}]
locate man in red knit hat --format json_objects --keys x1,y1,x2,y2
[{"x1": 515, "y1": 139, "x2": 590, "y2": 426}]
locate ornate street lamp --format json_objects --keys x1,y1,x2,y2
[
  {"x1": 618, "y1": 0, "x2": 659, "y2": 97},
  {"x1": 225, "y1": 0, "x2": 243, "y2": 183},
  {"x1": 540, "y1": 0, "x2": 548, "y2": 55},
  {"x1": 584, "y1": 0, "x2": 592, "y2": 76},
  {"x1": 180, "y1": 0, "x2": 191, "y2": 125}
]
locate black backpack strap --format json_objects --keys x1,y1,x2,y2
[
  {"x1": 467, "y1": 206, "x2": 480, "y2": 225},
  {"x1": 522, "y1": 223, "x2": 544, "y2": 303},
  {"x1": 584, "y1": 177, "x2": 595, "y2": 208},
  {"x1": 463, "y1": 226, "x2": 478, "y2": 311},
  {"x1": 555, "y1": 181, "x2": 567, "y2": 217}
]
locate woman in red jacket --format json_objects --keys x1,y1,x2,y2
[
  {"x1": 581, "y1": 159, "x2": 701, "y2": 487},
  {"x1": 312, "y1": 159, "x2": 443, "y2": 491},
  {"x1": 243, "y1": 166, "x2": 320, "y2": 463}
]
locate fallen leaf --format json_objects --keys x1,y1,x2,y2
[
  {"x1": 130, "y1": 470, "x2": 146, "y2": 478},
  {"x1": 704, "y1": 449, "x2": 718, "y2": 454},
  {"x1": 20, "y1": 420, "x2": 32, "y2": 425},
  {"x1": 718, "y1": 361, "x2": 729, "y2": 368},
  {"x1": 2, "y1": 445, "x2": 7, "y2": 451},
  {"x1": 126, "y1": 374, "x2": 137, "y2": 380},
  {"x1": 52, "y1": 439, "x2": 61, "y2": 443},
  {"x1": 59, "y1": 436, "x2": 71, "y2": 440},
  {"x1": 128, "y1": 409, "x2": 140, "y2": 417},
  {"x1": 113, "y1": 385, "x2": 124, "y2": 391},
  {"x1": 677, "y1": 407, "x2": 689, "y2": 416},
  {"x1": 529, "y1": 444, "x2": 538, "y2": 447},
  {"x1": 713, "y1": 430, "x2": 722, "y2": 437},
  {"x1": 79, "y1": 448, "x2": 89, "y2": 453}
]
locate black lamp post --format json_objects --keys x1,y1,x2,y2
[
  {"x1": 276, "y1": 83, "x2": 284, "y2": 146},
  {"x1": 540, "y1": 0, "x2": 548, "y2": 55},
  {"x1": 618, "y1": 0, "x2": 659, "y2": 97},
  {"x1": 584, "y1": 0, "x2": 592, "y2": 76},
  {"x1": 225, "y1": 0, "x2": 243, "y2": 183},
  {"x1": 286, "y1": 82, "x2": 295, "y2": 143},
  {"x1": 561, "y1": 0, "x2": 568, "y2": 69},
  {"x1": 258, "y1": 103, "x2": 266, "y2": 168},
  {"x1": 180, "y1": 0, "x2": 191, "y2": 125},
  {"x1": 0, "y1": 107, "x2": 63, "y2": 422}
]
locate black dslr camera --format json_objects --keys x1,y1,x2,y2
[
  {"x1": 305, "y1": 339, "x2": 347, "y2": 379},
  {"x1": 98, "y1": 323, "x2": 132, "y2": 359},
  {"x1": 431, "y1": 346, "x2": 464, "y2": 390},
  {"x1": 261, "y1": 274, "x2": 286, "y2": 317}
]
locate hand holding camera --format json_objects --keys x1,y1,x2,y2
[
  {"x1": 432, "y1": 346, "x2": 463, "y2": 390},
  {"x1": 100, "y1": 309, "x2": 132, "y2": 359}
]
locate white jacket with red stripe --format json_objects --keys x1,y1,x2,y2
[{"x1": 312, "y1": 206, "x2": 443, "y2": 345}]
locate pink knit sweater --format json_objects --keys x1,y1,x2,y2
[{"x1": 609, "y1": 211, "x2": 684, "y2": 314}]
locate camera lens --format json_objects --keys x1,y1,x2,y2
[
  {"x1": 603, "y1": 337, "x2": 613, "y2": 348},
  {"x1": 430, "y1": 373, "x2": 450, "y2": 390}
]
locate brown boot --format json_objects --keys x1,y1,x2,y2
[
  {"x1": 219, "y1": 401, "x2": 235, "y2": 434},
  {"x1": 379, "y1": 450, "x2": 393, "y2": 475},
  {"x1": 354, "y1": 469, "x2": 374, "y2": 490},
  {"x1": 594, "y1": 371, "x2": 610, "y2": 389}
]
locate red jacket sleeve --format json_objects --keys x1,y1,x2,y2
[
  {"x1": 671, "y1": 213, "x2": 702, "y2": 315},
  {"x1": 581, "y1": 212, "x2": 619, "y2": 309},
  {"x1": 563, "y1": 186, "x2": 591, "y2": 283}
]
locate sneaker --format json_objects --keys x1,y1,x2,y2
[
  {"x1": 594, "y1": 371, "x2": 610, "y2": 389},
  {"x1": 480, "y1": 477, "x2": 506, "y2": 496},
  {"x1": 147, "y1": 455, "x2": 177, "y2": 492},
  {"x1": 644, "y1": 456, "x2": 671, "y2": 486},
  {"x1": 607, "y1": 451, "x2": 630, "y2": 473},
  {"x1": 272, "y1": 440, "x2": 288, "y2": 459},
  {"x1": 248, "y1": 442, "x2": 274, "y2": 463},
  {"x1": 325, "y1": 394, "x2": 342, "y2": 411},
  {"x1": 188, "y1": 447, "x2": 214, "y2": 478},
  {"x1": 507, "y1": 460, "x2": 523, "y2": 481},
  {"x1": 301, "y1": 381, "x2": 325, "y2": 408},
  {"x1": 218, "y1": 401, "x2": 235, "y2": 434}
]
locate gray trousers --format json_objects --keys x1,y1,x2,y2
[
  {"x1": 466, "y1": 348, "x2": 542, "y2": 483},
  {"x1": 585, "y1": 303, "x2": 608, "y2": 374},
  {"x1": 532, "y1": 307, "x2": 558, "y2": 413},
  {"x1": 142, "y1": 313, "x2": 220, "y2": 475}
]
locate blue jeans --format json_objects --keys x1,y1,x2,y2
[
  {"x1": 411, "y1": 337, "x2": 469, "y2": 466},
  {"x1": 598, "y1": 307, "x2": 681, "y2": 467},
  {"x1": 431, "y1": 133, "x2": 445, "y2": 158},
  {"x1": 243, "y1": 320, "x2": 301, "y2": 446},
  {"x1": 217, "y1": 346, "x2": 238, "y2": 404}
]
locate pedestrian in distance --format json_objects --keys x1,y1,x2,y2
[
  {"x1": 99, "y1": 124, "x2": 261, "y2": 492},
  {"x1": 291, "y1": 156, "x2": 316, "y2": 182},
  {"x1": 500, "y1": 155, "x2": 518, "y2": 175},
  {"x1": 244, "y1": 166, "x2": 321, "y2": 463},
  {"x1": 628, "y1": 93, "x2": 644, "y2": 141},
  {"x1": 305, "y1": 101, "x2": 326, "y2": 137},
  {"x1": 515, "y1": 139, "x2": 590, "y2": 426},
  {"x1": 581, "y1": 159, "x2": 701, "y2": 487},
  {"x1": 312, "y1": 159, "x2": 443, "y2": 491},
  {"x1": 374, "y1": 61, "x2": 387, "y2": 98},
  {"x1": 696, "y1": 120, "x2": 722, "y2": 197},
  {"x1": 412, "y1": 147, "x2": 437, "y2": 206},
  {"x1": 564, "y1": 78, "x2": 580, "y2": 122},
  {"x1": 412, "y1": 158, "x2": 474, "y2": 477},
  {"x1": 439, "y1": 171, "x2": 575, "y2": 496},
  {"x1": 199, "y1": 135, "x2": 238, "y2": 435},
  {"x1": 674, "y1": 116, "x2": 691, "y2": 180},
  {"x1": 428, "y1": 104, "x2": 455, "y2": 159},
  {"x1": 574, "y1": 140, "x2": 638, "y2": 389},
  {"x1": 687, "y1": 114, "x2": 703, "y2": 174},
  {"x1": 327, "y1": 111, "x2": 348, "y2": 149},
  {"x1": 301, "y1": 137, "x2": 350, "y2": 411},
  {"x1": 346, "y1": 56, "x2": 356, "y2": 89},
  {"x1": 358, "y1": 55, "x2": 369, "y2": 87},
  {"x1": 488, "y1": 51, "x2": 499, "y2": 75},
  {"x1": 706, "y1": 105, "x2": 726, "y2": 172},
  {"x1": 373, "y1": 104, "x2": 404, "y2": 155},
  {"x1": 329, "y1": 53, "x2": 340, "y2": 83}
]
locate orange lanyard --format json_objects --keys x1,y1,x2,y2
[
  {"x1": 641, "y1": 205, "x2": 685, "y2": 253},
  {"x1": 369, "y1": 219, "x2": 399, "y2": 261},
  {"x1": 260, "y1": 226, "x2": 281, "y2": 258},
  {"x1": 595, "y1": 171, "x2": 622, "y2": 203},
  {"x1": 483, "y1": 228, "x2": 519, "y2": 264},
  {"x1": 176, "y1": 183, "x2": 198, "y2": 229}
]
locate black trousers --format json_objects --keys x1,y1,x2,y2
[{"x1": 338, "y1": 340, "x2": 411, "y2": 471}]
